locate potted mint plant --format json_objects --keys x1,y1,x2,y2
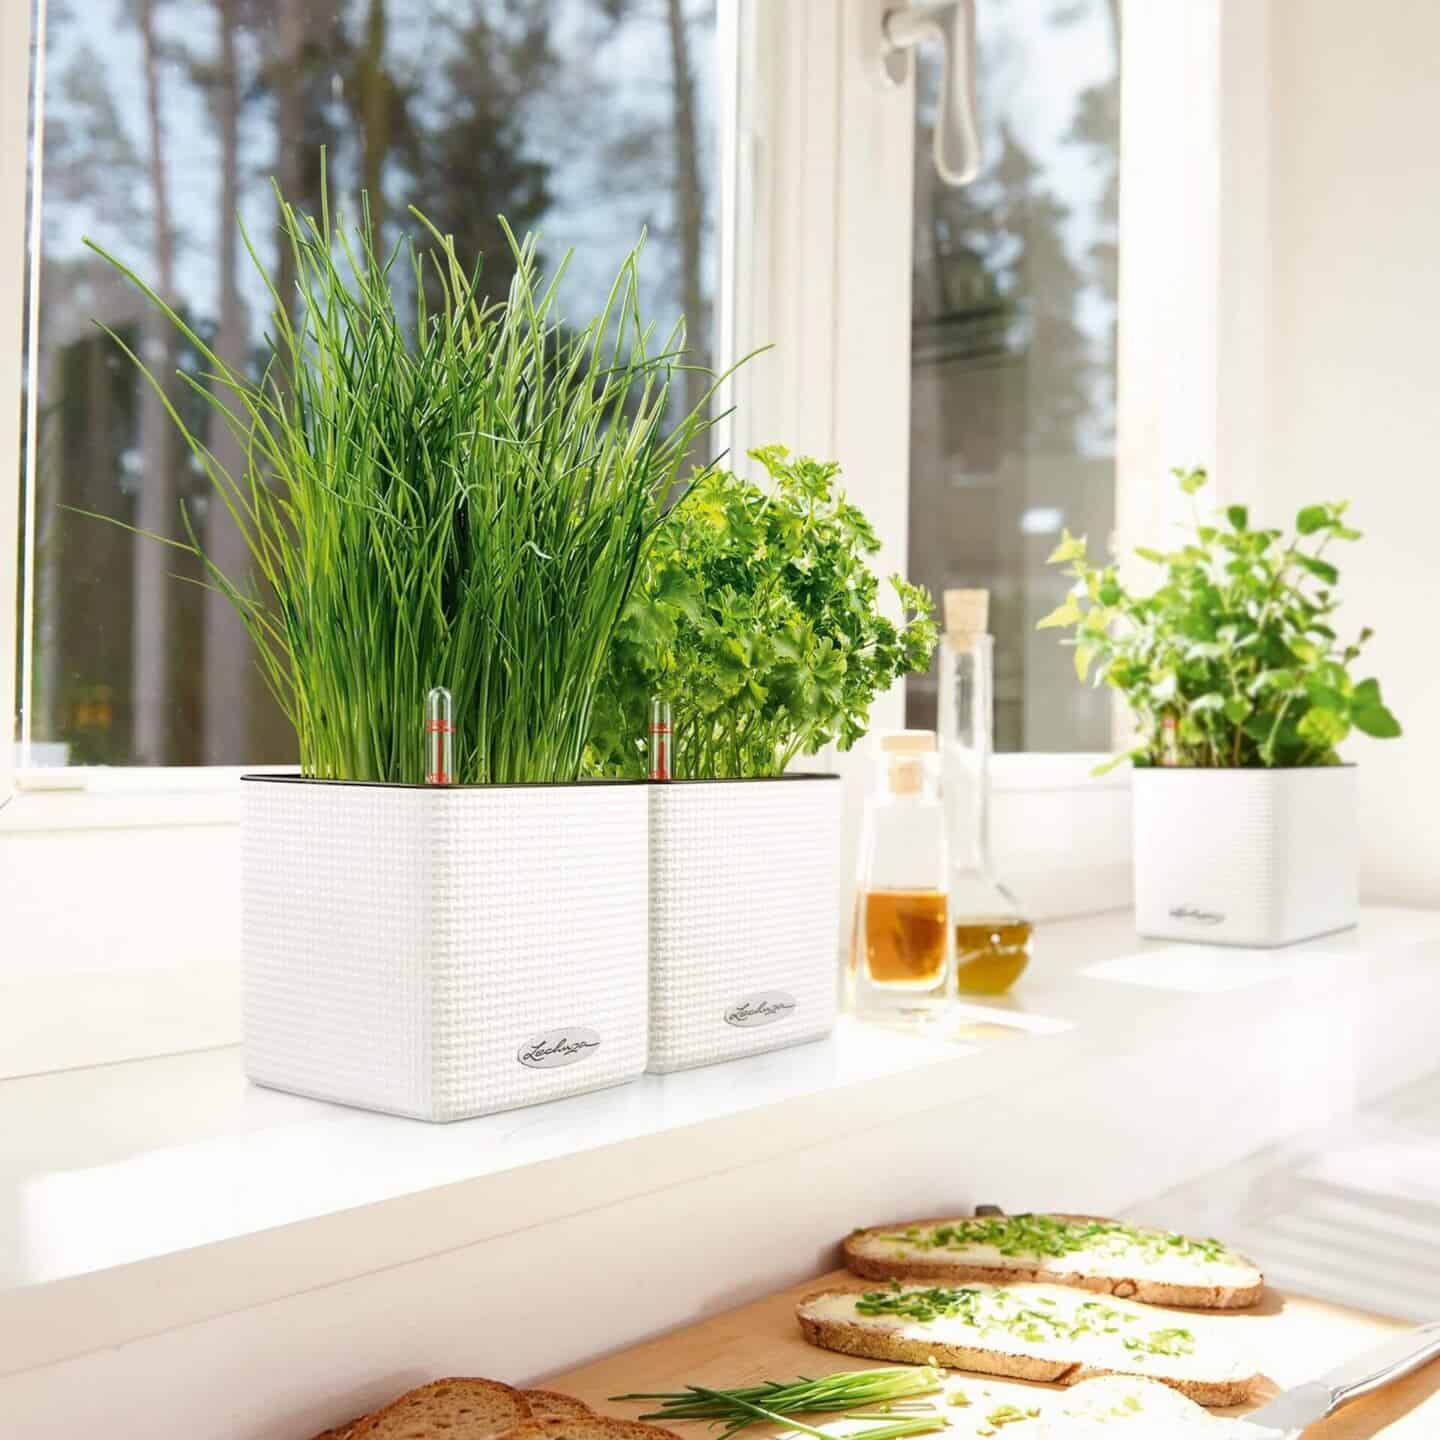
[
  {"x1": 1040, "y1": 466, "x2": 1400, "y2": 947},
  {"x1": 89, "y1": 191, "x2": 724, "y2": 1119},
  {"x1": 588, "y1": 446, "x2": 937, "y2": 1070}
]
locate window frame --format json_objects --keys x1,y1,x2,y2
[
  {"x1": 3, "y1": 0, "x2": 1255, "y2": 829},
  {"x1": 1, "y1": 0, "x2": 31, "y2": 816}
]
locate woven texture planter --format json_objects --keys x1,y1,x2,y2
[
  {"x1": 241, "y1": 776, "x2": 648, "y2": 1121},
  {"x1": 1133, "y1": 766, "x2": 1357, "y2": 947},
  {"x1": 647, "y1": 775, "x2": 842, "y2": 1073}
]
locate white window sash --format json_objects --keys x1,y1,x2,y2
[{"x1": 0, "y1": 0, "x2": 33, "y2": 810}]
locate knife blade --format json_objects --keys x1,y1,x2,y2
[{"x1": 1240, "y1": 1319, "x2": 1440, "y2": 1434}]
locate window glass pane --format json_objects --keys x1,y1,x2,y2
[
  {"x1": 904, "y1": 0, "x2": 1118, "y2": 751},
  {"x1": 19, "y1": 0, "x2": 718, "y2": 766}
]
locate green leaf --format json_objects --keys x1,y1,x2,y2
[
  {"x1": 1224, "y1": 696, "x2": 1252, "y2": 725},
  {"x1": 1296, "y1": 553, "x2": 1339, "y2": 585},
  {"x1": 1074, "y1": 644, "x2": 1096, "y2": 683},
  {"x1": 1226, "y1": 505, "x2": 1248, "y2": 531},
  {"x1": 1297, "y1": 707, "x2": 1350, "y2": 749},
  {"x1": 1036, "y1": 595, "x2": 1084, "y2": 630},
  {"x1": 1188, "y1": 692, "x2": 1225, "y2": 716},
  {"x1": 1296, "y1": 505, "x2": 1330, "y2": 535},
  {"x1": 1134, "y1": 546, "x2": 1166, "y2": 564},
  {"x1": 1090, "y1": 751, "x2": 1136, "y2": 778},
  {"x1": 1174, "y1": 466, "x2": 1208, "y2": 495},
  {"x1": 1305, "y1": 678, "x2": 1346, "y2": 712},
  {"x1": 1353, "y1": 703, "x2": 1401, "y2": 739},
  {"x1": 1045, "y1": 529, "x2": 1087, "y2": 566},
  {"x1": 653, "y1": 565, "x2": 704, "y2": 623}
]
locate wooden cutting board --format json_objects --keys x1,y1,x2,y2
[{"x1": 545, "y1": 1270, "x2": 1440, "y2": 1437}]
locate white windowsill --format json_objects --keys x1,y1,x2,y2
[
  {"x1": 3, "y1": 905, "x2": 1438, "y2": 1385},
  {"x1": 1, "y1": 765, "x2": 291, "y2": 831}
]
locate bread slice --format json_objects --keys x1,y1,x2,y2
[
  {"x1": 796, "y1": 1282, "x2": 1259, "y2": 1408},
  {"x1": 520, "y1": 1391, "x2": 595, "y2": 1421},
  {"x1": 500, "y1": 1420, "x2": 680, "y2": 1440},
  {"x1": 348, "y1": 1377, "x2": 532, "y2": 1439},
  {"x1": 844, "y1": 1213, "x2": 1264, "y2": 1310},
  {"x1": 1035, "y1": 1375, "x2": 1272, "y2": 1437}
]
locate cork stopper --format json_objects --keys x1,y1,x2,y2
[
  {"x1": 945, "y1": 588, "x2": 990, "y2": 652},
  {"x1": 880, "y1": 729, "x2": 935, "y2": 796},
  {"x1": 879, "y1": 729, "x2": 937, "y2": 754}
]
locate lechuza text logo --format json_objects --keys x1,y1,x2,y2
[{"x1": 517, "y1": 1028, "x2": 602, "y2": 1069}]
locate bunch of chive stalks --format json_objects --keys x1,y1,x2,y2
[
  {"x1": 614, "y1": 1367, "x2": 946, "y2": 1440},
  {"x1": 86, "y1": 177, "x2": 731, "y2": 785}
]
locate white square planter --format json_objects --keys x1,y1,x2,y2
[
  {"x1": 241, "y1": 775, "x2": 648, "y2": 1121},
  {"x1": 1133, "y1": 766, "x2": 1358, "y2": 947},
  {"x1": 647, "y1": 775, "x2": 842, "y2": 1074}
]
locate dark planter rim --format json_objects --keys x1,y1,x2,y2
[
  {"x1": 241, "y1": 771, "x2": 645, "y2": 792},
  {"x1": 647, "y1": 773, "x2": 840, "y2": 785},
  {"x1": 241, "y1": 770, "x2": 840, "y2": 791}
]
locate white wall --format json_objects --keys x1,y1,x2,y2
[{"x1": 1261, "y1": 0, "x2": 1440, "y2": 904}]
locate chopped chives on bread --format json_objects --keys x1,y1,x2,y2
[
  {"x1": 795, "y1": 1282, "x2": 1260, "y2": 1408},
  {"x1": 347, "y1": 1378, "x2": 532, "y2": 1440},
  {"x1": 844, "y1": 1213, "x2": 1264, "y2": 1310}
]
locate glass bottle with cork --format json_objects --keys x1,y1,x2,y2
[
  {"x1": 939, "y1": 589, "x2": 1033, "y2": 995},
  {"x1": 849, "y1": 729, "x2": 951, "y2": 1022}
]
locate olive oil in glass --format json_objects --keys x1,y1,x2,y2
[
  {"x1": 850, "y1": 730, "x2": 951, "y2": 1021},
  {"x1": 940, "y1": 591, "x2": 1034, "y2": 996}
]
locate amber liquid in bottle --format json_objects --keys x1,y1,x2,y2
[
  {"x1": 941, "y1": 618, "x2": 1033, "y2": 999},
  {"x1": 862, "y1": 888, "x2": 949, "y2": 985},
  {"x1": 954, "y1": 916, "x2": 1034, "y2": 995}
]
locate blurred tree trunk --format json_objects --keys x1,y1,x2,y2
[
  {"x1": 664, "y1": 0, "x2": 706, "y2": 420},
  {"x1": 272, "y1": 0, "x2": 306, "y2": 327},
  {"x1": 203, "y1": 0, "x2": 265, "y2": 762},
  {"x1": 132, "y1": 0, "x2": 182, "y2": 763},
  {"x1": 354, "y1": 0, "x2": 391, "y2": 248}
]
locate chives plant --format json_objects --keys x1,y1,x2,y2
[{"x1": 86, "y1": 185, "x2": 726, "y2": 784}]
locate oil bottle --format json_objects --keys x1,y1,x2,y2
[
  {"x1": 850, "y1": 729, "x2": 951, "y2": 1022},
  {"x1": 939, "y1": 590, "x2": 1033, "y2": 996}
]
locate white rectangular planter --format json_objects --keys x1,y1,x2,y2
[
  {"x1": 647, "y1": 775, "x2": 842, "y2": 1073},
  {"x1": 1133, "y1": 766, "x2": 1358, "y2": 947},
  {"x1": 241, "y1": 775, "x2": 648, "y2": 1121}
]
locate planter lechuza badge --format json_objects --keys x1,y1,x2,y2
[
  {"x1": 1041, "y1": 466, "x2": 1401, "y2": 948},
  {"x1": 588, "y1": 447, "x2": 938, "y2": 1070},
  {"x1": 92, "y1": 183, "x2": 725, "y2": 1118}
]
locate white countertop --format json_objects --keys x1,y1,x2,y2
[{"x1": 5, "y1": 906, "x2": 1440, "y2": 1383}]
